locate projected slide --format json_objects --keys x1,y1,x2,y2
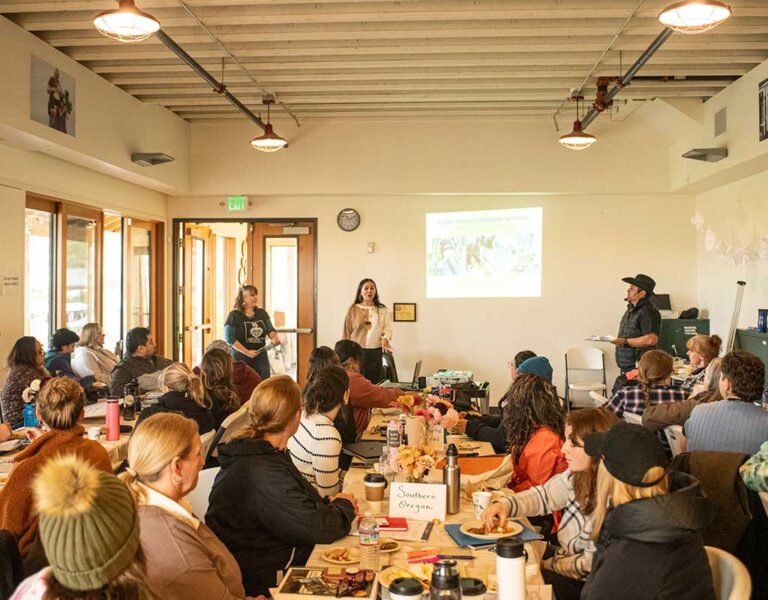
[{"x1": 426, "y1": 207, "x2": 542, "y2": 298}]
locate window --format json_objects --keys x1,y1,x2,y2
[
  {"x1": 127, "y1": 222, "x2": 151, "y2": 330},
  {"x1": 65, "y1": 212, "x2": 99, "y2": 335},
  {"x1": 102, "y1": 215, "x2": 123, "y2": 354},
  {"x1": 24, "y1": 208, "x2": 55, "y2": 344}
]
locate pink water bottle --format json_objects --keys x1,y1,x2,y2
[{"x1": 105, "y1": 398, "x2": 120, "y2": 441}]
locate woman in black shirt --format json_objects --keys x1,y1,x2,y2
[{"x1": 224, "y1": 285, "x2": 281, "y2": 380}]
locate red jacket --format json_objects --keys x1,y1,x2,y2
[
  {"x1": 509, "y1": 426, "x2": 567, "y2": 493},
  {"x1": 347, "y1": 371, "x2": 405, "y2": 432},
  {"x1": 194, "y1": 361, "x2": 261, "y2": 407}
]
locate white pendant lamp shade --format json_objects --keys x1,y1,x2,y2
[
  {"x1": 559, "y1": 120, "x2": 596, "y2": 150},
  {"x1": 94, "y1": 0, "x2": 160, "y2": 43},
  {"x1": 659, "y1": 0, "x2": 731, "y2": 33},
  {"x1": 250, "y1": 124, "x2": 288, "y2": 152}
]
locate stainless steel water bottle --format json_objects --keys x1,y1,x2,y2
[{"x1": 443, "y1": 443, "x2": 460, "y2": 515}]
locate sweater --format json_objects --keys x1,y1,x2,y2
[
  {"x1": 206, "y1": 438, "x2": 356, "y2": 597},
  {"x1": 498, "y1": 470, "x2": 595, "y2": 580},
  {"x1": 136, "y1": 391, "x2": 215, "y2": 435},
  {"x1": 138, "y1": 484, "x2": 245, "y2": 600},
  {"x1": 0, "y1": 427, "x2": 112, "y2": 557},
  {"x1": 347, "y1": 370, "x2": 405, "y2": 432},
  {"x1": 0, "y1": 365, "x2": 46, "y2": 426},
  {"x1": 342, "y1": 305, "x2": 392, "y2": 349},
  {"x1": 288, "y1": 412, "x2": 343, "y2": 496},
  {"x1": 685, "y1": 399, "x2": 768, "y2": 455},
  {"x1": 232, "y1": 361, "x2": 261, "y2": 405},
  {"x1": 109, "y1": 353, "x2": 173, "y2": 396},
  {"x1": 509, "y1": 427, "x2": 567, "y2": 493},
  {"x1": 71, "y1": 346, "x2": 118, "y2": 385}
]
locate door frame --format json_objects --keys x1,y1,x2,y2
[{"x1": 171, "y1": 218, "x2": 318, "y2": 367}]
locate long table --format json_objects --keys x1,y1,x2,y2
[{"x1": 307, "y1": 410, "x2": 552, "y2": 599}]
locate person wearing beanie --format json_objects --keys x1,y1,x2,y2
[
  {"x1": 517, "y1": 356, "x2": 554, "y2": 382},
  {"x1": 580, "y1": 423, "x2": 715, "y2": 600},
  {"x1": 44, "y1": 329, "x2": 96, "y2": 396},
  {"x1": 10, "y1": 454, "x2": 151, "y2": 599},
  {"x1": 333, "y1": 339, "x2": 411, "y2": 432},
  {"x1": 0, "y1": 378, "x2": 112, "y2": 567}
]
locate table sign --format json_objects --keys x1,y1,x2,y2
[{"x1": 389, "y1": 481, "x2": 446, "y2": 521}]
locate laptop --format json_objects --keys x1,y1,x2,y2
[
  {"x1": 381, "y1": 360, "x2": 422, "y2": 391},
  {"x1": 650, "y1": 294, "x2": 672, "y2": 310},
  {"x1": 342, "y1": 441, "x2": 385, "y2": 462}
]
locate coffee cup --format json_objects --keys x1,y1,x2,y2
[
  {"x1": 86, "y1": 426, "x2": 102, "y2": 441},
  {"x1": 364, "y1": 472, "x2": 387, "y2": 503},
  {"x1": 472, "y1": 491, "x2": 493, "y2": 520}
]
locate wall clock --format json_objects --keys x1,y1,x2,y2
[{"x1": 337, "y1": 208, "x2": 361, "y2": 232}]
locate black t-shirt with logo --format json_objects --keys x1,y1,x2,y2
[{"x1": 224, "y1": 308, "x2": 276, "y2": 353}]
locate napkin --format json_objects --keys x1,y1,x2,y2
[{"x1": 443, "y1": 522, "x2": 543, "y2": 548}]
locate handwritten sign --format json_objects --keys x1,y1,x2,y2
[
  {"x1": 389, "y1": 482, "x2": 446, "y2": 521},
  {"x1": 1, "y1": 274, "x2": 19, "y2": 296}
]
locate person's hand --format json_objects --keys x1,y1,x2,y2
[
  {"x1": 0, "y1": 423, "x2": 11, "y2": 442},
  {"x1": 482, "y1": 500, "x2": 510, "y2": 531},
  {"x1": 381, "y1": 338, "x2": 392, "y2": 353},
  {"x1": 245, "y1": 348, "x2": 259, "y2": 359},
  {"x1": 271, "y1": 333, "x2": 282, "y2": 347},
  {"x1": 456, "y1": 419, "x2": 467, "y2": 434},
  {"x1": 25, "y1": 427, "x2": 44, "y2": 443},
  {"x1": 611, "y1": 338, "x2": 627, "y2": 346},
  {"x1": 330, "y1": 493, "x2": 359, "y2": 513}
]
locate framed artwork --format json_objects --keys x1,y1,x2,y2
[
  {"x1": 760, "y1": 77, "x2": 768, "y2": 142},
  {"x1": 393, "y1": 303, "x2": 417, "y2": 322},
  {"x1": 31, "y1": 56, "x2": 76, "y2": 137}
]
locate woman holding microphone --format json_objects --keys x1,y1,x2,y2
[
  {"x1": 225, "y1": 285, "x2": 281, "y2": 381},
  {"x1": 342, "y1": 278, "x2": 392, "y2": 383}
]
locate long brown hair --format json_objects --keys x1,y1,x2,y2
[
  {"x1": 201, "y1": 348, "x2": 240, "y2": 414},
  {"x1": 233, "y1": 284, "x2": 258, "y2": 312},
  {"x1": 351, "y1": 278, "x2": 385, "y2": 308},
  {"x1": 504, "y1": 373, "x2": 565, "y2": 462},
  {"x1": 567, "y1": 408, "x2": 621, "y2": 515},
  {"x1": 637, "y1": 350, "x2": 674, "y2": 408}
]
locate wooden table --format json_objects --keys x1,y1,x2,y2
[{"x1": 307, "y1": 410, "x2": 552, "y2": 599}]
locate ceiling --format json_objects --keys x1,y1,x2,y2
[{"x1": 1, "y1": 0, "x2": 767, "y2": 124}]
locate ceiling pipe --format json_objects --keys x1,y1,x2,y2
[
  {"x1": 581, "y1": 28, "x2": 674, "y2": 128},
  {"x1": 156, "y1": 29, "x2": 266, "y2": 130}
]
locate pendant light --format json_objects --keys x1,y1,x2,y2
[
  {"x1": 659, "y1": 0, "x2": 731, "y2": 34},
  {"x1": 93, "y1": 0, "x2": 160, "y2": 43},
  {"x1": 251, "y1": 96, "x2": 287, "y2": 153},
  {"x1": 559, "y1": 96, "x2": 596, "y2": 151}
]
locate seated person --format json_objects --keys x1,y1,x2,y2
[
  {"x1": 482, "y1": 408, "x2": 620, "y2": 600},
  {"x1": 0, "y1": 378, "x2": 111, "y2": 561},
  {"x1": 288, "y1": 365, "x2": 348, "y2": 496},
  {"x1": 334, "y1": 340, "x2": 409, "y2": 433},
  {"x1": 307, "y1": 346, "x2": 356, "y2": 447},
  {"x1": 0, "y1": 336, "x2": 48, "y2": 429},
  {"x1": 504, "y1": 371, "x2": 567, "y2": 492},
  {"x1": 120, "y1": 413, "x2": 251, "y2": 599},
  {"x1": 740, "y1": 440, "x2": 768, "y2": 492},
  {"x1": 72, "y1": 322, "x2": 119, "y2": 385},
  {"x1": 201, "y1": 340, "x2": 262, "y2": 406},
  {"x1": 680, "y1": 334, "x2": 722, "y2": 394},
  {"x1": 206, "y1": 376, "x2": 357, "y2": 597},
  {"x1": 685, "y1": 350, "x2": 768, "y2": 455},
  {"x1": 581, "y1": 423, "x2": 715, "y2": 600},
  {"x1": 200, "y1": 347, "x2": 242, "y2": 429},
  {"x1": 12, "y1": 456, "x2": 149, "y2": 599},
  {"x1": 605, "y1": 350, "x2": 687, "y2": 418},
  {"x1": 642, "y1": 358, "x2": 722, "y2": 432},
  {"x1": 44, "y1": 329, "x2": 96, "y2": 393},
  {"x1": 110, "y1": 327, "x2": 173, "y2": 396},
  {"x1": 137, "y1": 363, "x2": 215, "y2": 435}
]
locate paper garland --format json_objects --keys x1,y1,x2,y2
[{"x1": 691, "y1": 211, "x2": 768, "y2": 266}]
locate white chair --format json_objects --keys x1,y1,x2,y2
[
  {"x1": 589, "y1": 391, "x2": 609, "y2": 407},
  {"x1": 564, "y1": 347, "x2": 608, "y2": 408},
  {"x1": 186, "y1": 466, "x2": 220, "y2": 521},
  {"x1": 199, "y1": 429, "x2": 215, "y2": 461},
  {"x1": 623, "y1": 411, "x2": 642, "y2": 425},
  {"x1": 705, "y1": 546, "x2": 752, "y2": 600},
  {"x1": 664, "y1": 424, "x2": 687, "y2": 457},
  {"x1": 204, "y1": 400, "x2": 252, "y2": 464}
]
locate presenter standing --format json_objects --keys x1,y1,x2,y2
[
  {"x1": 225, "y1": 285, "x2": 281, "y2": 381},
  {"x1": 343, "y1": 278, "x2": 392, "y2": 383},
  {"x1": 611, "y1": 273, "x2": 661, "y2": 393}
]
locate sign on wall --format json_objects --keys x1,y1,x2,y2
[{"x1": 30, "y1": 56, "x2": 76, "y2": 137}]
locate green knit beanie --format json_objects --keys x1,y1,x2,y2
[{"x1": 33, "y1": 455, "x2": 141, "y2": 591}]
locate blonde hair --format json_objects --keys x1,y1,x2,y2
[
  {"x1": 686, "y1": 334, "x2": 723, "y2": 363},
  {"x1": 119, "y1": 413, "x2": 198, "y2": 504},
  {"x1": 37, "y1": 377, "x2": 85, "y2": 430},
  {"x1": 591, "y1": 462, "x2": 669, "y2": 539},
  {"x1": 637, "y1": 350, "x2": 674, "y2": 408},
  {"x1": 160, "y1": 363, "x2": 209, "y2": 408},
  {"x1": 78, "y1": 323, "x2": 103, "y2": 349},
  {"x1": 243, "y1": 375, "x2": 301, "y2": 439}
]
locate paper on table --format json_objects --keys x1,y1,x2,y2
[
  {"x1": 348, "y1": 519, "x2": 430, "y2": 542},
  {"x1": 586, "y1": 335, "x2": 617, "y2": 342},
  {"x1": 84, "y1": 402, "x2": 107, "y2": 418}
]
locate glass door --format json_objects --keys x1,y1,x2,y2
[
  {"x1": 61, "y1": 205, "x2": 102, "y2": 335},
  {"x1": 182, "y1": 225, "x2": 213, "y2": 367}
]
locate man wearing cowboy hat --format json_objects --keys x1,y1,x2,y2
[{"x1": 611, "y1": 273, "x2": 661, "y2": 392}]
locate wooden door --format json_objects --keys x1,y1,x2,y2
[{"x1": 182, "y1": 225, "x2": 213, "y2": 367}]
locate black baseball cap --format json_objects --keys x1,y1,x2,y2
[
  {"x1": 622, "y1": 273, "x2": 656, "y2": 296},
  {"x1": 584, "y1": 422, "x2": 669, "y2": 488}
]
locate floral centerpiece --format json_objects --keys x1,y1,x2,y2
[
  {"x1": 413, "y1": 395, "x2": 460, "y2": 432},
  {"x1": 395, "y1": 444, "x2": 437, "y2": 483}
]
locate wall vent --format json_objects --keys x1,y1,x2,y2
[{"x1": 714, "y1": 108, "x2": 727, "y2": 137}]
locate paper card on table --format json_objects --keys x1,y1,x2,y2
[{"x1": 389, "y1": 482, "x2": 446, "y2": 521}]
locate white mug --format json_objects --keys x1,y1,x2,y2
[
  {"x1": 472, "y1": 491, "x2": 493, "y2": 520},
  {"x1": 86, "y1": 426, "x2": 102, "y2": 441}
]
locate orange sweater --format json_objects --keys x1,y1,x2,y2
[
  {"x1": 509, "y1": 427, "x2": 567, "y2": 493},
  {"x1": 0, "y1": 426, "x2": 112, "y2": 557}
]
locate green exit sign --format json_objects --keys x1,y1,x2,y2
[{"x1": 227, "y1": 195, "x2": 248, "y2": 211}]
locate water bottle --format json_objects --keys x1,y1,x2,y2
[
  {"x1": 105, "y1": 397, "x2": 120, "y2": 441},
  {"x1": 387, "y1": 419, "x2": 402, "y2": 449},
  {"x1": 23, "y1": 403, "x2": 38, "y2": 428},
  {"x1": 443, "y1": 443, "x2": 460, "y2": 515},
  {"x1": 358, "y1": 511, "x2": 380, "y2": 571},
  {"x1": 496, "y1": 538, "x2": 527, "y2": 600}
]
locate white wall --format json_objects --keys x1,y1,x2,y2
[
  {"x1": 169, "y1": 193, "x2": 697, "y2": 395},
  {"x1": 0, "y1": 185, "x2": 26, "y2": 381}
]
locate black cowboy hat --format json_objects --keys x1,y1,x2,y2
[{"x1": 622, "y1": 273, "x2": 656, "y2": 296}]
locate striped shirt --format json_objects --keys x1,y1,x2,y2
[
  {"x1": 606, "y1": 384, "x2": 688, "y2": 418},
  {"x1": 685, "y1": 399, "x2": 768, "y2": 455},
  {"x1": 496, "y1": 470, "x2": 595, "y2": 580},
  {"x1": 288, "y1": 412, "x2": 343, "y2": 496}
]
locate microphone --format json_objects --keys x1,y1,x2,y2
[{"x1": 671, "y1": 344, "x2": 678, "y2": 357}]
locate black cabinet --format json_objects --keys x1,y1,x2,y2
[{"x1": 658, "y1": 319, "x2": 710, "y2": 358}]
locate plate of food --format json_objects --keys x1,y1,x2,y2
[
  {"x1": 459, "y1": 442, "x2": 480, "y2": 451},
  {"x1": 379, "y1": 563, "x2": 434, "y2": 592},
  {"x1": 321, "y1": 547, "x2": 360, "y2": 565},
  {"x1": 460, "y1": 519, "x2": 524, "y2": 540},
  {"x1": 379, "y1": 539, "x2": 400, "y2": 554}
]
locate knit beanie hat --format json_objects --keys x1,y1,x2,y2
[
  {"x1": 517, "y1": 356, "x2": 553, "y2": 383},
  {"x1": 33, "y1": 454, "x2": 141, "y2": 591},
  {"x1": 51, "y1": 328, "x2": 79, "y2": 351}
]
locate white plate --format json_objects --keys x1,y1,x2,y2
[
  {"x1": 321, "y1": 547, "x2": 360, "y2": 565},
  {"x1": 0, "y1": 440, "x2": 23, "y2": 453},
  {"x1": 460, "y1": 519, "x2": 523, "y2": 540}
]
